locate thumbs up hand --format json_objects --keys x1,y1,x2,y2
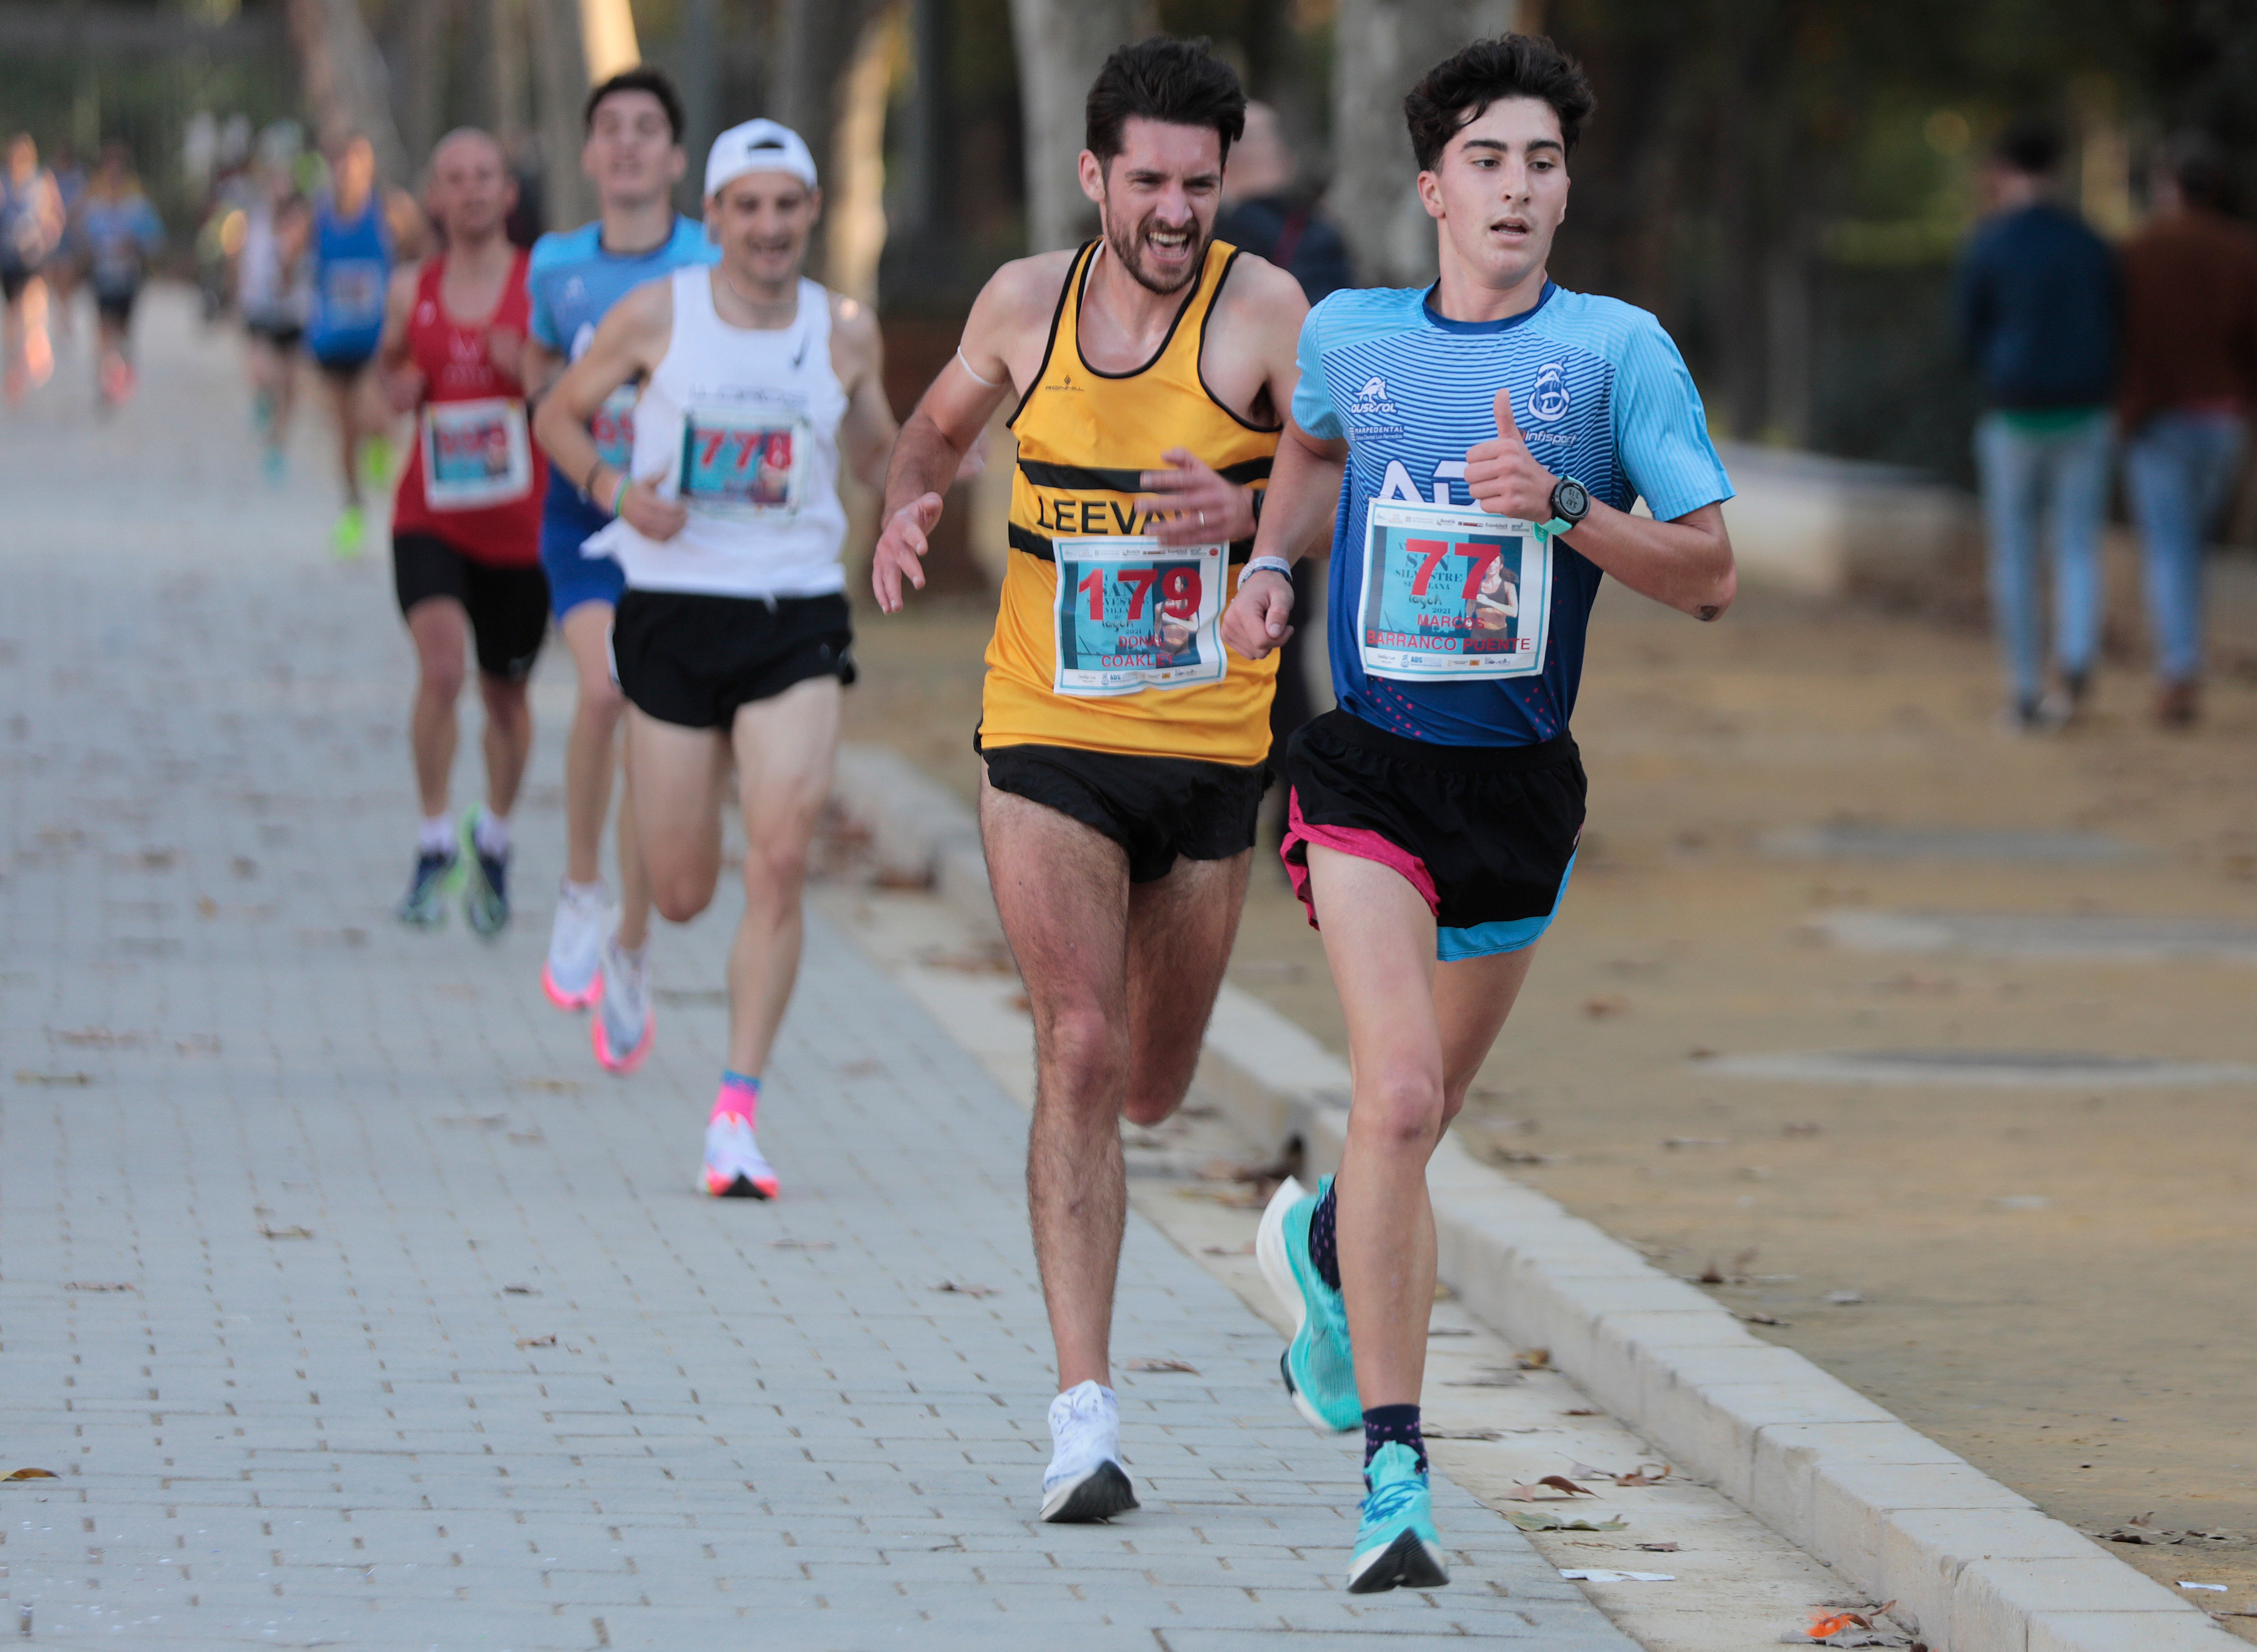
[{"x1": 1464, "y1": 383, "x2": 1559, "y2": 520}]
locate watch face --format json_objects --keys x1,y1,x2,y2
[{"x1": 1556, "y1": 479, "x2": 1589, "y2": 520}]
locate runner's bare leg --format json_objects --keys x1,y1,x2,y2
[
  {"x1": 1305, "y1": 843, "x2": 1536, "y2": 1409},
  {"x1": 476, "y1": 673, "x2": 533, "y2": 821},
  {"x1": 559, "y1": 603, "x2": 627, "y2": 884},
  {"x1": 1121, "y1": 849, "x2": 1251, "y2": 1125},
  {"x1": 626, "y1": 708, "x2": 730, "y2": 924},
  {"x1": 405, "y1": 599, "x2": 469, "y2": 817},
  {"x1": 721, "y1": 675, "x2": 840, "y2": 1076}
]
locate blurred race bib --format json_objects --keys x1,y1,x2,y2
[
  {"x1": 322, "y1": 259, "x2": 386, "y2": 329},
  {"x1": 422, "y1": 397, "x2": 532, "y2": 511},
  {"x1": 1050, "y1": 536, "x2": 1225, "y2": 697},
  {"x1": 589, "y1": 384, "x2": 639, "y2": 473},
  {"x1": 1356, "y1": 500, "x2": 1551, "y2": 681},
  {"x1": 678, "y1": 407, "x2": 804, "y2": 519}
]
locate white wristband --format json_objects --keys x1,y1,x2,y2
[{"x1": 1244, "y1": 555, "x2": 1294, "y2": 581}]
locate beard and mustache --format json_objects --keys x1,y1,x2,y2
[{"x1": 1101, "y1": 207, "x2": 1211, "y2": 296}]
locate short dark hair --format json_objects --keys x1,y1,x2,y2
[
  {"x1": 1085, "y1": 37, "x2": 1246, "y2": 171},
  {"x1": 584, "y1": 67, "x2": 686, "y2": 145},
  {"x1": 1995, "y1": 118, "x2": 2063, "y2": 178},
  {"x1": 1404, "y1": 35, "x2": 1596, "y2": 172}
]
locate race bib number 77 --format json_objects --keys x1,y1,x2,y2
[
  {"x1": 1051, "y1": 537, "x2": 1226, "y2": 697},
  {"x1": 1356, "y1": 500, "x2": 1552, "y2": 681}
]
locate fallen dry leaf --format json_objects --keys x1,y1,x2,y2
[
  {"x1": 1125, "y1": 1358, "x2": 1198, "y2": 1374},
  {"x1": 1563, "y1": 1408, "x2": 1598, "y2": 1417},
  {"x1": 933, "y1": 1280, "x2": 997, "y2": 1299},
  {"x1": 1581, "y1": 995, "x2": 1629, "y2": 1018},
  {"x1": 1739, "y1": 1312, "x2": 1791, "y2": 1326},
  {"x1": 4, "y1": 1469, "x2": 59, "y2": 1480},
  {"x1": 1615, "y1": 1463, "x2": 1673, "y2": 1486},
  {"x1": 1664, "y1": 1137, "x2": 1731, "y2": 1150},
  {"x1": 1505, "y1": 1475, "x2": 1592, "y2": 1500},
  {"x1": 769, "y1": 1238, "x2": 834, "y2": 1251},
  {"x1": 515, "y1": 1334, "x2": 556, "y2": 1348},
  {"x1": 1517, "y1": 1348, "x2": 1551, "y2": 1370},
  {"x1": 1808, "y1": 1611, "x2": 1873, "y2": 1636},
  {"x1": 258, "y1": 1224, "x2": 314, "y2": 1240},
  {"x1": 1506, "y1": 1510, "x2": 1627, "y2": 1532},
  {"x1": 503, "y1": 1284, "x2": 538, "y2": 1295},
  {"x1": 1635, "y1": 1541, "x2": 1680, "y2": 1552},
  {"x1": 64, "y1": 1282, "x2": 134, "y2": 1292}
]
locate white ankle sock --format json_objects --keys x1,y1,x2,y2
[
  {"x1": 563, "y1": 877, "x2": 606, "y2": 905},
  {"x1": 472, "y1": 809, "x2": 510, "y2": 858},
  {"x1": 417, "y1": 815, "x2": 453, "y2": 855}
]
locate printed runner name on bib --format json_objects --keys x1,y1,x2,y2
[
  {"x1": 678, "y1": 407, "x2": 805, "y2": 519},
  {"x1": 1356, "y1": 500, "x2": 1553, "y2": 681},
  {"x1": 590, "y1": 384, "x2": 638, "y2": 471},
  {"x1": 1051, "y1": 536, "x2": 1227, "y2": 698},
  {"x1": 421, "y1": 397, "x2": 533, "y2": 511},
  {"x1": 323, "y1": 260, "x2": 386, "y2": 328}
]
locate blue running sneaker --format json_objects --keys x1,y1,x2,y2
[
  {"x1": 1256, "y1": 1175, "x2": 1360, "y2": 1431},
  {"x1": 396, "y1": 849, "x2": 458, "y2": 927},
  {"x1": 460, "y1": 812, "x2": 509, "y2": 936},
  {"x1": 1347, "y1": 1442, "x2": 1448, "y2": 1593}
]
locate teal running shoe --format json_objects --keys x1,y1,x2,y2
[
  {"x1": 460, "y1": 810, "x2": 510, "y2": 936},
  {"x1": 1256, "y1": 1174, "x2": 1360, "y2": 1431},
  {"x1": 1347, "y1": 1442, "x2": 1448, "y2": 1594},
  {"x1": 396, "y1": 848, "x2": 459, "y2": 927}
]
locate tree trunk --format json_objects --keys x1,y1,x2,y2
[
  {"x1": 487, "y1": 0, "x2": 529, "y2": 148},
  {"x1": 284, "y1": 0, "x2": 412, "y2": 186},
  {"x1": 394, "y1": 0, "x2": 450, "y2": 169},
  {"x1": 1005, "y1": 0, "x2": 1152, "y2": 254},
  {"x1": 1329, "y1": 0, "x2": 1520, "y2": 288},
  {"x1": 769, "y1": 0, "x2": 883, "y2": 274},
  {"x1": 578, "y1": 0, "x2": 640, "y2": 82},
  {"x1": 521, "y1": 0, "x2": 591, "y2": 230}
]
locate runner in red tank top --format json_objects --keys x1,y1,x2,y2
[{"x1": 375, "y1": 127, "x2": 552, "y2": 935}]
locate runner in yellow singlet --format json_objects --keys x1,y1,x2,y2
[{"x1": 872, "y1": 38, "x2": 1308, "y2": 1526}]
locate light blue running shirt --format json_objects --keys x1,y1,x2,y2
[
  {"x1": 1293, "y1": 282, "x2": 1733, "y2": 747},
  {"x1": 527, "y1": 216, "x2": 719, "y2": 543}
]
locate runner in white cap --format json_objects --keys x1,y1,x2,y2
[{"x1": 535, "y1": 119, "x2": 906, "y2": 1199}]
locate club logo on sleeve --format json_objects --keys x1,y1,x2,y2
[
  {"x1": 1346, "y1": 374, "x2": 1403, "y2": 436},
  {"x1": 1527, "y1": 363, "x2": 1572, "y2": 423}
]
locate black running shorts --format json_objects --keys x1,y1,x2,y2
[
  {"x1": 611, "y1": 589, "x2": 856, "y2": 730},
  {"x1": 979, "y1": 738, "x2": 1268, "y2": 884},
  {"x1": 392, "y1": 531, "x2": 551, "y2": 682},
  {"x1": 1281, "y1": 709, "x2": 1585, "y2": 959}
]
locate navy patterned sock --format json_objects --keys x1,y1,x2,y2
[
  {"x1": 1363, "y1": 1404, "x2": 1426, "y2": 1478},
  {"x1": 1308, "y1": 1181, "x2": 1341, "y2": 1292}
]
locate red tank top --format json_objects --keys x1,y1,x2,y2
[{"x1": 391, "y1": 248, "x2": 547, "y2": 564}]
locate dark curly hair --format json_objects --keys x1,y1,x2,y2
[
  {"x1": 1086, "y1": 36, "x2": 1247, "y2": 170},
  {"x1": 1404, "y1": 35, "x2": 1596, "y2": 172}
]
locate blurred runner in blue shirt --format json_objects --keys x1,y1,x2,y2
[
  {"x1": 519, "y1": 67, "x2": 716, "y2": 1061},
  {"x1": 77, "y1": 144, "x2": 165, "y2": 408}
]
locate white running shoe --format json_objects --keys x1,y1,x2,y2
[
  {"x1": 1041, "y1": 1380, "x2": 1137, "y2": 1522},
  {"x1": 590, "y1": 934, "x2": 653, "y2": 1073},
  {"x1": 542, "y1": 882, "x2": 608, "y2": 1009},
  {"x1": 703, "y1": 1112, "x2": 780, "y2": 1199}
]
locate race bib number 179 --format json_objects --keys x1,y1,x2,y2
[
  {"x1": 1051, "y1": 537, "x2": 1226, "y2": 697},
  {"x1": 1356, "y1": 500, "x2": 1552, "y2": 681}
]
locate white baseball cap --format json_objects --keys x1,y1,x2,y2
[{"x1": 704, "y1": 119, "x2": 818, "y2": 198}]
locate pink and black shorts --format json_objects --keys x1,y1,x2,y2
[{"x1": 1280, "y1": 710, "x2": 1583, "y2": 960}]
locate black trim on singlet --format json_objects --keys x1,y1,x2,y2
[
  {"x1": 1009, "y1": 522, "x2": 1255, "y2": 566},
  {"x1": 1016, "y1": 455, "x2": 1272, "y2": 493},
  {"x1": 1195, "y1": 248, "x2": 1286, "y2": 436},
  {"x1": 1072, "y1": 239, "x2": 1208, "y2": 380},
  {"x1": 1005, "y1": 242, "x2": 1092, "y2": 433}
]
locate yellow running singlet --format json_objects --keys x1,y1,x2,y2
[{"x1": 981, "y1": 239, "x2": 1281, "y2": 766}]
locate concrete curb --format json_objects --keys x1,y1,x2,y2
[{"x1": 831, "y1": 742, "x2": 2237, "y2": 1652}]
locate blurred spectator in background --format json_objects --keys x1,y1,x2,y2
[
  {"x1": 1217, "y1": 102, "x2": 1350, "y2": 826},
  {"x1": 77, "y1": 143, "x2": 166, "y2": 409},
  {"x1": 2117, "y1": 138, "x2": 2257, "y2": 729},
  {"x1": 240, "y1": 168, "x2": 315, "y2": 482},
  {"x1": 2, "y1": 134, "x2": 66, "y2": 404},
  {"x1": 1955, "y1": 119, "x2": 2117, "y2": 732},
  {"x1": 46, "y1": 145, "x2": 86, "y2": 344}
]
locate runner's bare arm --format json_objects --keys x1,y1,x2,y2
[
  {"x1": 532, "y1": 278, "x2": 684, "y2": 540},
  {"x1": 1462, "y1": 387, "x2": 1736, "y2": 621},
  {"x1": 1139, "y1": 256, "x2": 1308, "y2": 549},
  {"x1": 871, "y1": 253, "x2": 1068, "y2": 613},
  {"x1": 829, "y1": 295, "x2": 896, "y2": 492},
  {"x1": 375, "y1": 265, "x2": 424, "y2": 412},
  {"x1": 518, "y1": 334, "x2": 559, "y2": 401},
  {"x1": 1221, "y1": 416, "x2": 1347, "y2": 662}
]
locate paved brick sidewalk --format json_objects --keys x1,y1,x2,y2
[{"x1": 0, "y1": 292, "x2": 1639, "y2": 1649}]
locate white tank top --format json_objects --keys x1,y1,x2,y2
[{"x1": 589, "y1": 267, "x2": 848, "y2": 599}]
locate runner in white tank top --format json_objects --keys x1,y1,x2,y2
[{"x1": 536, "y1": 119, "x2": 915, "y2": 1198}]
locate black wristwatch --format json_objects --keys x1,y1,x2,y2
[{"x1": 1539, "y1": 476, "x2": 1590, "y2": 537}]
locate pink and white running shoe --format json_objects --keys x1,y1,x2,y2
[{"x1": 703, "y1": 1112, "x2": 779, "y2": 1200}]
